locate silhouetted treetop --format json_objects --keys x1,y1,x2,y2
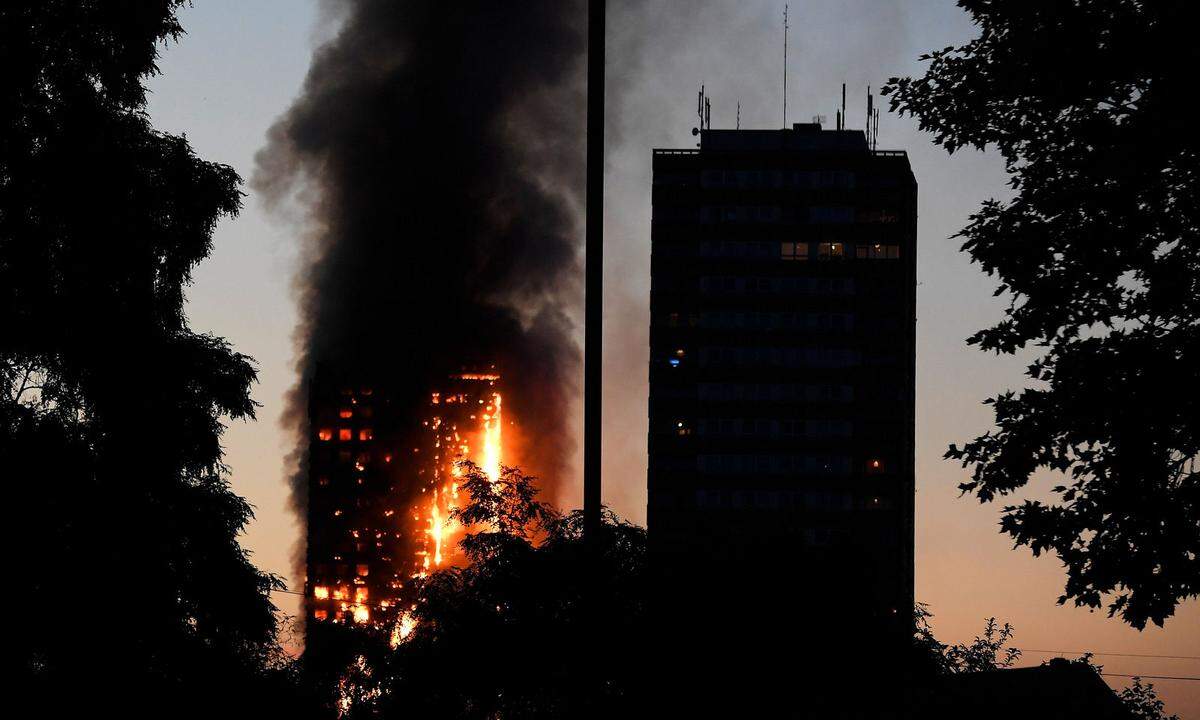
[
  {"x1": 3, "y1": 2, "x2": 288, "y2": 712},
  {"x1": 885, "y1": 0, "x2": 1199, "y2": 629}
]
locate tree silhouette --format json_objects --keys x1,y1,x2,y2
[
  {"x1": 2, "y1": 2, "x2": 297, "y2": 712},
  {"x1": 915, "y1": 608, "x2": 1177, "y2": 719},
  {"x1": 332, "y1": 462, "x2": 646, "y2": 718},
  {"x1": 913, "y1": 604, "x2": 1021, "y2": 675},
  {"x1": 884, "y1": 1, "x2": 1200, "y2": 628}
]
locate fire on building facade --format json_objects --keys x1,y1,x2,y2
[{"x1": 304, "y1": 366, "x2": 504, "y2": 633}]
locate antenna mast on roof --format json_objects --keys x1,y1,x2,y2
[
  {"x1": 737, "y1": 100, "x2": 741, "y2": 130},
  {"x1": 863, "y1": 85, "x2": 881, "y2": 150},
  {"x1": 782, "y1": 4, "x2": 789, "y2": 127},
  {"x1": 840, "y1": 82, "x2": 846, "y2": 131}
]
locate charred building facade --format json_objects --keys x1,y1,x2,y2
[
  {"x1": 305, "y1": 366, "x2": 503, "y2": 631},
  {"x1": 648, "y1": 123, "x2": 917, "y2": 692}
]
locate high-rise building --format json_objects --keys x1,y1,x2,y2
[
  {"x1": 305, "y1": 366, "x2": 503, "y2": 633},
  {"x1": 647, "y1": 123, "x2": 916, "y2": 698}
]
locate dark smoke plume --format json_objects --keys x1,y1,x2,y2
[{"x1": 254, "y1": 1, "x2": 585, "y2": 571}]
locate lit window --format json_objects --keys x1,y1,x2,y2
[
  {"x1": 781, "y1": 241, "x2": 810, "y2": 261},
  {"x1": 313, "y1": 585, "x2": 330, "y2": 600},
  {"x1": 360, "y1": 388, "x2": 373, "y2": 396},
  {"x1": 318, "y1": 476, "x2": 330, "y2": 487},
  {"x1": 317, "y1": 428, "x2": 333, "y2": 442},
  {"x1": 669, "y1": 358, "x2": 681, "y2": 368},
  {"x1": 314, "y1": 609, "x2": 328, "y2": 621},
  {"x1": 338, "y1": 428, "x2": 352, "y2": 441},
  {"x1": 359, "y1": 428, "x2": 374, "y2": 441},
  {"x1": 339, "y1": 408, "x2": 353, "y2": 419},
  {"x1": 332, "y1": 587, "x2": 348, "y2": 601},
  {"x1": 352, "y1": 605, "x2": 371, "y2": 624},
  {"x1": 818, "y1": 242, "x2": 845, "y2": 259},
  {"x1": 356, "y1": 564, "x2": 369, "y2": 577},
  {"x1": 866, "y1": 458, "x2": 885, "y2": 474}
]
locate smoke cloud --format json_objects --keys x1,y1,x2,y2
[{"x1": 254, "y1": 0, "x2": 585, "y2": 569}]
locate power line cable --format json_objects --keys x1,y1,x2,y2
[
  {"x1": 1102, "y1": 673, "x2": 1200, "y2": 682},
  {"x1": 1019, "y1": 648, "x2": 1200, "y2": 662}
]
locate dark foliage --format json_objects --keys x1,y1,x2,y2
[
  {"x1": 913, "y1": 604, "x2": 1021, "y2": 675},
  {"x1": 1118, "y1": 676, "x2": 1179, "y2": 720},
  {"x1": 331, "y1": 463, "x2": 646, "y2": 718},
  {"x1": 884, "y1": 1, "x2": 1200, "y2": 628},
  {"x1": 915, "y1": 608, "x2": 1176, "y2": 719},
  {"x1": 1, "y1": 1, "x2": 302, "y2": 713}
]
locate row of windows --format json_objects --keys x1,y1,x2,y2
[
  {"x1": 699, "y1": 169, "x2": 856, "y2": 190},
  {"x1": 782, "y1": 241, "x2": 901, "y2": 260},
  {"x1": 664, "y1": 310, "x2": 854, "y2": 332},
  {"x1": 695, "y1": 488, "x2": 877, "y2": 512},
  {"x1": 696, "y1": 454, "x2": 853, "y2": 476},
  {"x1": 311, "y1": 563, "x2": 373, "y2": 580},
  {"x1": 697, "y1": 382, "x2": 854, "y2": 403},
  {"x1": 314, "y1": 449, "x2": 393, "y2": 470},
  {"x1": 317, "y1": 427, "x2": 374, "y2": 442},
  {"x1": 653, "y1": 169, "x2": 905, "y2": 190},
  {"x1": 652, "y1": 205, "x2": 901, "y2": 225},
  {"x1": 654, "y1": 239, "x2": 904, "y2": 260},
  {"x1": 699, "y1": 275, "x2": 855, "y2": 296},
  {"x1": 689, "y1": 418, "x2": 853, "y2": 438},
  {"x1": 697, "y1": 346, "x2": 861, "y2": 369}
]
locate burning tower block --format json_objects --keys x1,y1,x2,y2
[{"x1": 305, "y1": 366, "x2": 503, "y2": 631}]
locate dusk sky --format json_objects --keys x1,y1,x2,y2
[{"x1": 145, "y1": 1, "x2": 1198, "y2": 714}]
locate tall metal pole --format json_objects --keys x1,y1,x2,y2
[{"x1": 584, "y1": 0, "x2": 605, "y2": 542}]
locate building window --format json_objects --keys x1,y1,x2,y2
[
  {"x1": 338, "y1": 428, "x2": 353, "y2": 441},
  {"x1": 313, "y1": 609, "x2": 328, "y2": 621},
  {"x1": 356, "y1": 564, "x2": 369, "y2": 577},
  {"x1": 866, "y1": 458, "x2": 885, "y2": 474},
  {"x1": 317, "y1": 428, "x2": 333, "y2": 441},
  {"x1": 339, "y1": 408, "x2": 353, "y2": 419},
  {"x1": 818, "y1": 242, "x2": 845, "y2": 259},
  {"x1": 780, "y1": 241, "x2": 809, "y2": 261},
  {"x1": 358, "y1": 428, "x2": 374, "y2": 441}
]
